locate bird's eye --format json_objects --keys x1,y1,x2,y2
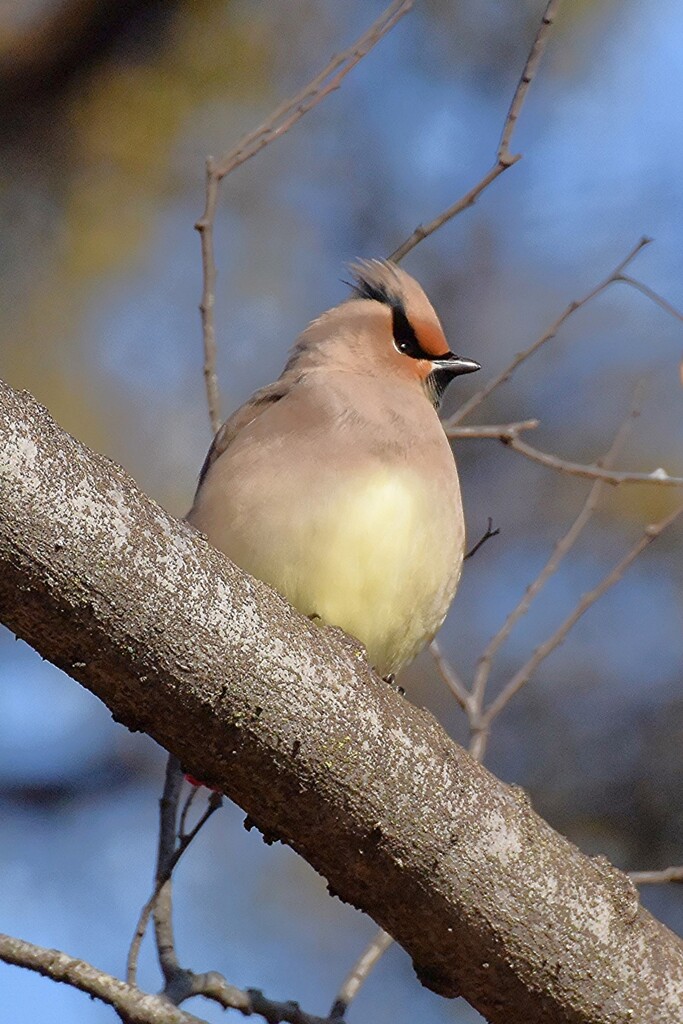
[{"x1": 392, "y1": 306, "x2": 429, "y2": 360}]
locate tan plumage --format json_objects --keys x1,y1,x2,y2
[{"x1": 188, "y1": 260, "x2": 480, "y2": 677}]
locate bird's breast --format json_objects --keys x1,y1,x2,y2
[{"x1": 196, "y1": 457, "x2": 465, "y2": 678}]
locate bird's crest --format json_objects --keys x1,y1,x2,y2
[{"x1": 346, "y1": 259, "x2": 404, "y2": 311}]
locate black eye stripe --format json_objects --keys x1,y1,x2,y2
[
  {"x1": 392, "y1": 306, "x2": 432, "y2": 360},
  {"x1": 347, "y1": 267, "x2": 434, "y2": 360}
]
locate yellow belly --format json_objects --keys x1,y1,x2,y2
[{"x1": 199, "y1": 466, "x2": 463, "y2": 677}]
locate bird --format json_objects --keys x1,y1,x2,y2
[{"x1": 187, "y1": 259, "x2": 480, "y2": 679}]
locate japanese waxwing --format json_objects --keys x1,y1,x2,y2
[{"x1": 187, "y1": 260, "x2": 480, "y2": 678}]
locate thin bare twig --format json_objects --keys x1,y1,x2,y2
[
  {"x1": 197, "y1": 159, "x2": 221, "y2": 434},
  {"x1": 430, "y1": 638, "x2": 471, "y2": 712},
  {"x1": 127, "y1": 757, "x2": 181, "y2": 986},
  {"x1": 482, "y1": 502, "x2": 683, "y2": 727},
  {"x1": 464, "y1": 517, "x2": 500, "y2": 560},
  {"x1": 153, "y1": 756, "x2": 186, "y2": 989},
  {"x1": 447, "y1": 418, "x2": 539, "y2": 439},
  {"x1": 389, "y1": 163, "x2": 518, "y2": 263},
  {"x1": 617, "y1": 275, "x2": 683, "y2": 324},
  {"x1": 196, "y1": 971, "x2": 343, "y2": 1024},
  {"x1": 0, "y1": 933, "x2": 210, "y2": 1024},
  {"x1": 126, "y1": 759, "x2": 222, "y2": 988},
  {"x1": 127, "y1": 757, "x2": 180, "y2": 987},
  {"x1": 178, "y1": 784, "x2": 199, "y2": 840},
  {"x1": 329, "y1": 929, "x2": 394, "y2": 1020},
  {"x1": 131, "y1": 763, "x2": 339, "y2": 1021},
  {"x1": 126, "y1": 887, "x2": 160, "y2": 990},
  {"x1": 500, "y1": 430, "x2": 683, "y2": 487},
  {"x1": 195, "y1": 0, "x2": 413, "y2": 433},
  {"x1": 166, "y1": 971, "x2": 345, "y2": 1024},
  {"x1": 446, "y1": 237, "x2": 652, "y2": 428},
  {"x1": 389, "y1": 0, "x2": 562, "y2": 262},
  {"x1": 497, "y1": 1, "x2": 563, "y2": 161},
  {"x1": 0, "y1": 932, "x2": 342, "y2": 1024},
  {"x1": 630, "y1": 866, "x2": 683, "y2": 885}
]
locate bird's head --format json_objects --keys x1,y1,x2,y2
[
  {"x1": 289, "y1": 260, "x2": 479, "y2": 407},
  {"x1": 346, "y1": 259, "x2": 480, "y2": 406}
]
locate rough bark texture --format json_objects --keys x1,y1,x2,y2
[{"x1": 1, "y1": 377, "x2": 682, "y2": 1024}]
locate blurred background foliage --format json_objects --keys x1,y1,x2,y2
[{"x1": 0, "y1": 1, "x2": 681, "y2": 1022}]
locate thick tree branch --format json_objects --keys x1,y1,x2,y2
[{"x1": 2, "y1": 378, "x2": 683, "y2": 1024}]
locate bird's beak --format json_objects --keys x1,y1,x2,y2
[{"x1": 430, "y1": 353, "x2": 481, "y2": 377}]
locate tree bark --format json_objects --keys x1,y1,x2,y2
[{"x1": 1, "y1": 377, "x2": 682, "y2": 1024}]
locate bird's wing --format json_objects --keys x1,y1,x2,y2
[{"x1": 195, "y1": 379, "x2": 288, "y2": 492}]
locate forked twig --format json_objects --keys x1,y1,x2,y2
[
  {"x1": 446, "y1": 237, "x2": 652, "y2": 428},
  {"x1": 443, "y1": 239, "x2": 683, "y2": 488},
  {"x1": 446, "y1": 237, "x2": 683, "y2": 434},
  {"x1": 617, "y1": 275, "x2": 683, "y2": 324},
  {"x1": 195, "y1": 0, "x2": 413, "y2": 433},
  {"x1": 482, "y1": 502, "x2": 683, "y2": 729},
  {"x1": 429, "y1": 638, "x2": 470, "y2": 712},
  {"x1": 464, "y1": 517, "x2": 500, "y2": 560},
  {"x1": 126, "y1": 759, "x2": 222, "y2": 988},
  {"x1": 389, "y1": 0, "x2": 563, "y2": 262},
  {"x1": 131, "y1": 759, "x2": 341, "y2": 1023},
  {"x1": 1, "y1": 930, "x2": 344, "y2": 1024},
  {"x1": 470, "y1": 398, "x2": 641, "y2": 719}
]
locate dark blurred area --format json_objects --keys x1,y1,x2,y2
[
  {"x1": 0, "y1": 1, "x2": 681, "y2": 1022},
  {"x1": 0, "y1": 0, "x2": 175, "y2": 106}
]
